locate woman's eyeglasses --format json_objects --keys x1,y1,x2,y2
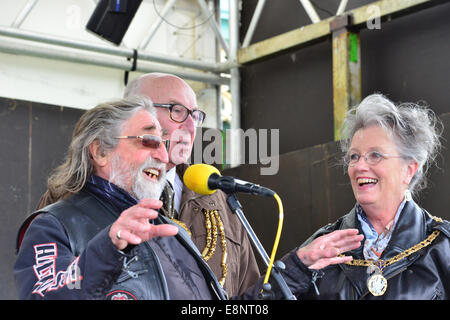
[
  {"x1": 344, "y1": 151, "x2": 403, "y2": 167},
  {"x1": 153, "y1": 103, "x2": 206, "y2": 127},
  {"x1": 115, "y1": 134, "x2": 170, "y2": 150}
]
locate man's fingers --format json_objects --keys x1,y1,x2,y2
[
  {"x1": 111, "y1": 229, "x2": 143, "y2": 250},
  {"x1": 124, "y1": 206, "x2": 159, "y2": 220},
  {"x1": 111, "y1": 223, "x2": 179, "y2": 250},
  {"x1": 120, "y1": 229, "x2": 143, "y2": 245},
  {"x1": 147, "y1": 224, "x2": 179, "y2": 239},
  {"x1": 137, "y1": 198, "x2": 163, "y2": 210},
  {"x1": 122, "y1": 218, "x2": 152, "y2": 234},
  {"x1": 111, "y1": 200, "x2": 177, "y2": 250}
]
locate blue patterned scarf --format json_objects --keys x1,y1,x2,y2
[
  {"x1": 356, "y1": 199, "x2": 405, "y2": 261},
  {"x1": 84, "y1": 175, "x2": 138, "y2": 213}
]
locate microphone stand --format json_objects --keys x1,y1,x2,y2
[{"x1": 226, "y1": 193, "x2": 296, "y2": 300}]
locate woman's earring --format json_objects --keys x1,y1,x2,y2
[{"x1": 404, "y1": 189, "x2": 412, "y2": 201}]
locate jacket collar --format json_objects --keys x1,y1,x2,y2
[
  {"x1": 340, "y1": 200, "x2": 427, "y2": 258},
  {"x1": 382, "y1": 200, "x2": 426, "y2": 259}
]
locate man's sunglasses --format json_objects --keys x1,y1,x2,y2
[
  {"x1": 153, "y1": 103, "x2": 206, "y2": 127},
  {"x1": 115, "y1": 134, "x2": 170, "y2": 150}
]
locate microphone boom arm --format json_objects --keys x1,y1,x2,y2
[
  {"x1": 226, "y1": 194, "x2": 270, "y2": 266},
  {"x1": 225, "y1": 193, "x2": 296, "y2": 300}
]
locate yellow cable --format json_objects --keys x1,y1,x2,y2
[{"x1": 262, "y1": 193, "x2": 284, "y2": 286}]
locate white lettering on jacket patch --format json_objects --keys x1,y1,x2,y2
[{"x1": 32, "y1": 243, "x2": 83, "y2": 296}]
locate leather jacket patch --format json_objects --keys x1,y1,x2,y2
[{"x1": 106, "y1": 289, "x2": 138, "y2": 300}]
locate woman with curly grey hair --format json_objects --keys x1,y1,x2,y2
[{"x1": 294, "y1": 93, "x2": 449, "y2": 299}]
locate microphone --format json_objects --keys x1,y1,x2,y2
[{"x1": 183, "y1": 164, "x2": 275, "y2": 197}]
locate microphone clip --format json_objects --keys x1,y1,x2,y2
[
  {"x1": 211, "y1": 175, "x2": 237, "y2": 195},
  {"x1": 209, "y1": 174, "x2": 275, "y2": 197}
]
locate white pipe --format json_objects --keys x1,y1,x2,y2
[
  {"x1": 0, "y1": 39, "x2": 128, "y2": 70},
  {"x1": 0, "y1": 26, "x2": 131, "y2": 56},
  {"x1": 0, "y1": 26, "x2": 230, "y2": 73},
  {"x1": 139, "y1": 50, "x2": 222, "y2": 72},
  {"x1": 336, "y1": 0, "x2": 349, "y2": 15},
  {"x1": 139, "y1": 0, "x2": 178, "y2": 50},
  {"x1": 11, "y1": 0, "x2": 39, "y2": 28},
  {"x1": 197, "y1": 0, "x2": 230, "y2": 56},
  {"x1": 242, "y1": 0, "x2": 266, "y2": 48},
  {"x1": 229, "y1": 0, "x2": 241, "y2": 167},
  {"x1": 299, "y1": 0, "x2": 321, "y2": 23},
  {"x1": 0, "y1": 38, "x2": 230, "y2": 85}
]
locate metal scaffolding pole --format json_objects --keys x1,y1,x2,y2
[
  {"x1": 242, "y1": 0, "x2": 266, "y2": 48},
  {"x1": 139, "y1": 0, "x2": 178, "y2": 50},
  {"x1": 11, "y1": 0, "x2": 39, "y2": 28},
  {"x1": 0, "y1": 26, "x2": 230, "y2": 74},
  {"x1": 336, "y1": 0, "x2": 349, "y2": 15},
  {"x1": 299, "y1": 0, "x2": 321, "y2": 23},
  {"x1": 229, "y1": 0, "x2": 241, "y2": 167},
  {"x1": 0, "y1": 37, "x2": 229, "y2": 86},
  {"x1": 197, "y1": 0, "x2": 230, "y2": 56}
]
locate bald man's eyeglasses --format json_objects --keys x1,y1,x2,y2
[
  {"x1": 115, "y1": 134, "x2": 170, "y2": 150},
  {"x1": 153, "y1": 103, "x2": 206, "y2": 127}
]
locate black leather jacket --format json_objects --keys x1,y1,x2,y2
[
  {"x1": 15, "y1": 189, "x2": 227, "y2": 300},
  {"x1": 299, "y1": 200, "x2": 450, "y2": 300}
]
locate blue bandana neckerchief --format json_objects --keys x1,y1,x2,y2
[
  {"x1": 84, "y1": 175, "x2": 138, "y2": 214},
  {"x1": 356, "y1": 199, "x2": 405, "y2": 262}
]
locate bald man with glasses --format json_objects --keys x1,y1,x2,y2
[{"x1": 124, "y1": 73, "x2": 261, "y2": 296}]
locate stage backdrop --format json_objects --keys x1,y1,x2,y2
[{"x1": 0, "y1": 97, "x2": 84, "y2": 299}]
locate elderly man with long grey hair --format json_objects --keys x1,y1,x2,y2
[{"x1": 14, "y1": 96, "x2": 221, "y2": 299}]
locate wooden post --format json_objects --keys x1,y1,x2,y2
[{"x1": 331, "y1": 14, "x2": 361, "y2": 141}]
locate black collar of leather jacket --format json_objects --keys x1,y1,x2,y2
[{"x1": 16, "y1": 188, "x2": 227, "y2": 300}]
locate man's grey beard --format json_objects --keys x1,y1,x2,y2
[{"x1": 109, "y1": 153, "x2": 166, "y2": 201}]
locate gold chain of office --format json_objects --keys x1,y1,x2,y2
[{"x1": 341, "y1": 216, "x2": 443, "y2": 269}]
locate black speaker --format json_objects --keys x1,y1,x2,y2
[{"x1": 86, "y1": 0, "x2": 143, "y2": 45}]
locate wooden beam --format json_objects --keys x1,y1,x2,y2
[
  {"x1": 238, "y1": 17, "x2": 332, "y2": 65},
  {"x1": 238, "y1": 0, "x2": 445, "y2": 65}
]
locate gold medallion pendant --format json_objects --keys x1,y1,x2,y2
[{"x1": 367, "y1": 273, "x2": 387, "y2": 296}]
